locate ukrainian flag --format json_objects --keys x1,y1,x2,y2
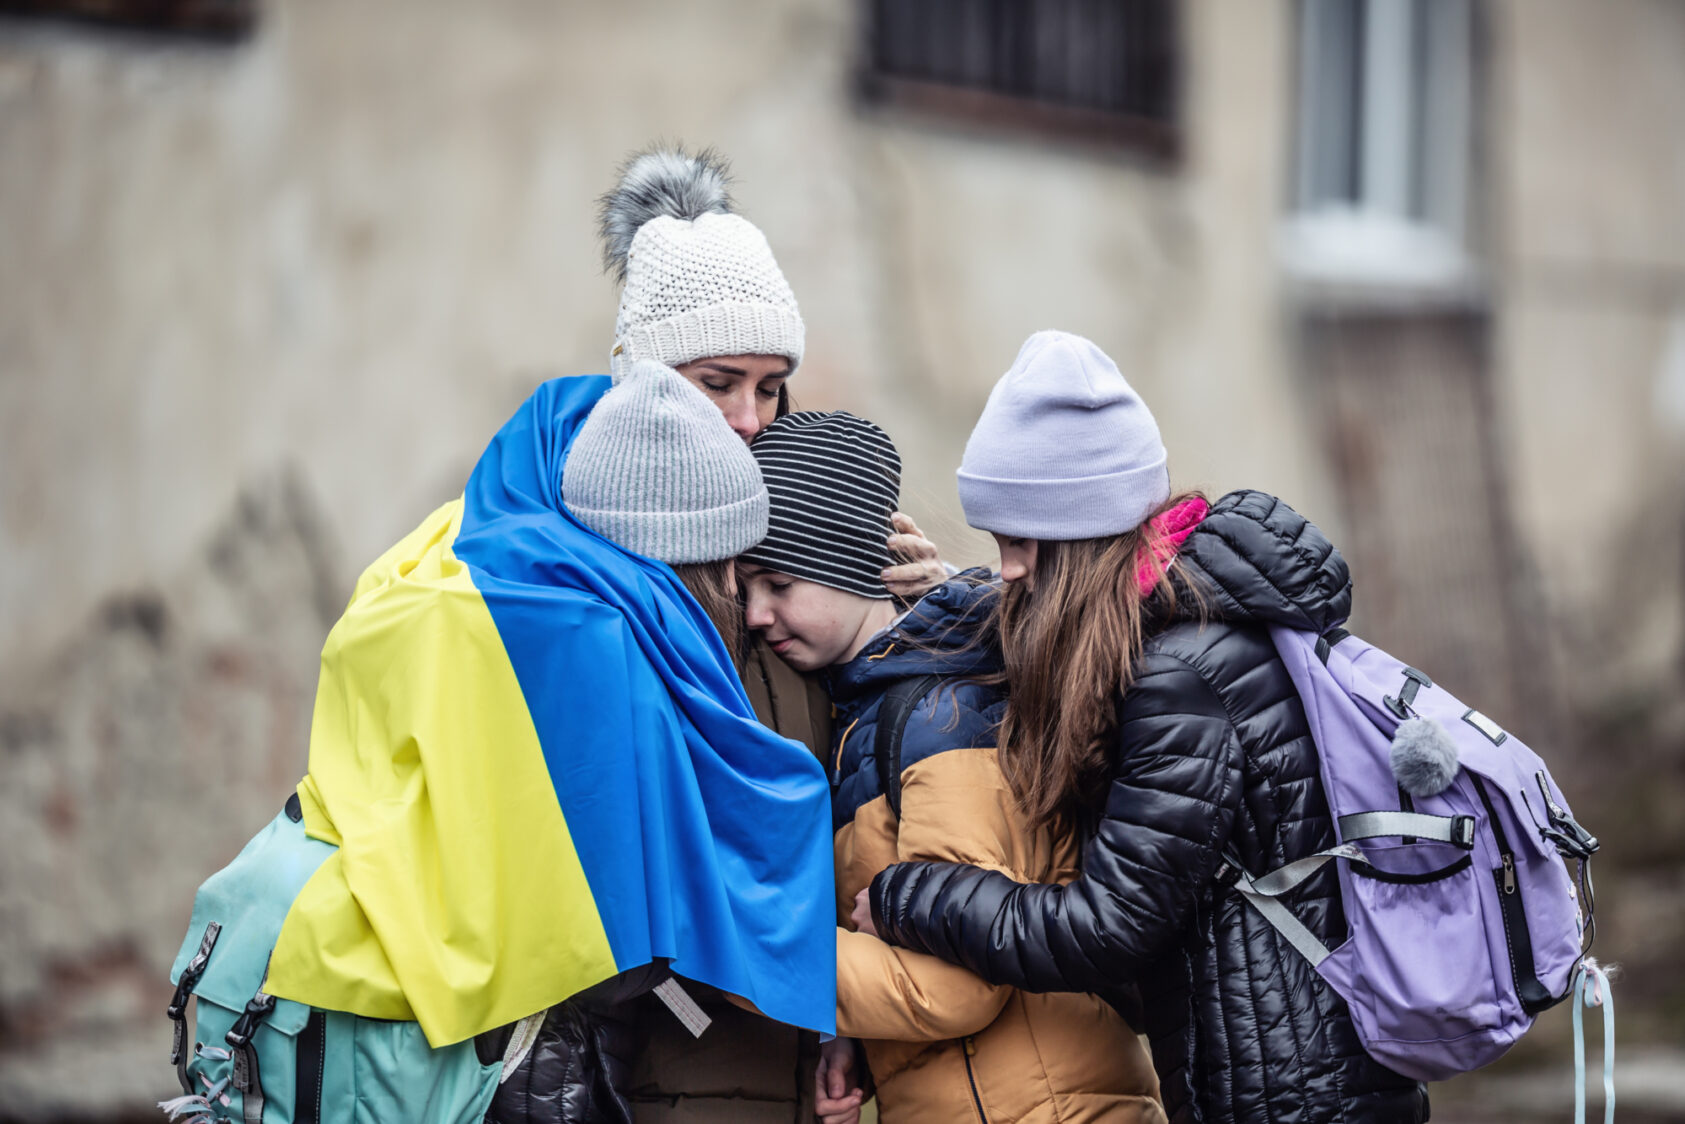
[{"x1": 265, "y1": 375, "x2": 837, "y2": 1047}]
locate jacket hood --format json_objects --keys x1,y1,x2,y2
[
  {"x1": 1170, "y1": 490, "x2": 1351, "y2": 635},
  {"x1": 825, "y1": 568, "x2": 1002, "y2": 705}
]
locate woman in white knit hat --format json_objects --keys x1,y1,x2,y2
[
  {"x1": 596, "y1": 145, "x2": 943, "y2": 606},
  {"x1": 598, "y1": 146, "x2": 803, "y2": 442},
  {"x1": 589, "y1": 145, "x2": 896, "y2": 1124}
]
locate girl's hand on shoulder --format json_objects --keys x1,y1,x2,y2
[
  {"x1": 851, "y1": 887, "x2": 878, "y2": 939},
  {"x1": 883, "y1": 512, "x2": 946, "y2": 601}
]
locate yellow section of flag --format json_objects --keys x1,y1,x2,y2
[{"x1": 266, "y1": 500, "x2": 619, "y2": 1045}]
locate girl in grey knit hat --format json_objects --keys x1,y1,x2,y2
[
  {"x1": 563, "y1": 357, "x2": 767, "y2": 657},
  {"x1": 487, "y1": 359, "x2": 794, "y2": 1124}
]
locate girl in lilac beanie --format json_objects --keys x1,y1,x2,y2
[
  {"x1": 956, "y1": 330, "x2": 1172, "y2": 543},
  {"x1": 856, "y1": 333, "x2": 1428, "y2": 1124}
]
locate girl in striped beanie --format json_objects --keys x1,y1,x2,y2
[
  {"x1": 738, "y1": 411, "x2": 905, "y2": 670},
  {"x1": 739, "y1": 409, "x2": 1161, "y2": 1124}
]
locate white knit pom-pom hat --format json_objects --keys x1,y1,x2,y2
[{"x1": 598, "y1": 146, "x2": 805, "y2": 383}]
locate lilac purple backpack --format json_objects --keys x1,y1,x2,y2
[{"x1": 1220, "y1": 626, "x2": 1612, "y2": 1116}]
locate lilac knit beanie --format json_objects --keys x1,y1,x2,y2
[{"x1": 957, "y1": 331, "x2": 1170, "y2": 540}]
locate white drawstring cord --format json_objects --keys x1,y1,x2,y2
[{"x1": 1573, "y1": 959, "x2": 1614, "y2": 1124}]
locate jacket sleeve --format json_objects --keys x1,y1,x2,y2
[
  {"x1": 835, "y1": 741, "x2": 1020, "y2": 1041},
  {"x1": 869, "y1": 654, "x2": 1243, "y2": 995},
  {"x1": 835, "y1": 930, "x2": 1010, "y2": 1040}
]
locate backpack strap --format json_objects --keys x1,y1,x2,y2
[
  {"x1": 873, "y1": 675, "x2": 944, "y2": 820},
  {"x1": 1220, "y1": 827, "x2": 1481, "y2": 970},
  {"x1": 1339, "y1": 811, "x2": 1477, "y2": 848},
  {"x1": 1314, "y1": 627, "x2": 1351, "y2": 664},
  {"x1": 226, "y1": 965, "x2": 277, "y2": 1124},
  {"x1": 498, "y1": 1010, "x2": 548, "y2": 1085},
  {"x1": 1573, "y1": 960, "x2": 1616, "y2": 1124},
  {"x1": 1217, "y1": 853, "x2": 1338, "y2": 968},
  {"x1": 167, "y1": 921, "x2": 222, "y2": 1095}
]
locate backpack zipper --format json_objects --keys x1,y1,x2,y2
[
  {"x1": 1472, "y1": 775, "x2": 1555, "y2": 1013},
  {"x1": 962, "y1": 1035, "x2": 989, "y2": 1123}
]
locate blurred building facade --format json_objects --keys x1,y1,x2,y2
[{"x1": 1, "y1": 0, "x2": 1681, "y2": 1117}]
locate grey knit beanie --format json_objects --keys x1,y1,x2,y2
[
  {"x1": 957, "y1": 330, "x2": 1169, "y2": 540},
  {"x1": 563, "y1": 360, "x2": 769, "y2": 564}
]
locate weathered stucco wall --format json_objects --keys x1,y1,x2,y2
[
  {"x1": 1492, "y1": 0, "x2": 1685, "y2": 705},
  {"x1": 0, "y1": 474, "x2": 337, "y2": 1115},
  {"x1": 0, "y1": 0, "x2": 1330, "y2": 691}
]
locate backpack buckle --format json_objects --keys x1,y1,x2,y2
[
  {"x1": 225, "y1": 990, "x2": 276, "y2": 1049},
  {"x1": 1384, "y1": 667, "x2": 1434, "y2": 720},
  {"x1": 1536, "y1": 773, "x2": 1600, "y2": 860},
  {"x1": 167, "y1": 921, "x2": 222, "y2": 1079},
  {"x1": 1214, "y1": 858, "x2": 1243, "y2": 888},
  {"x1": 1543, "y1": 821, "x2": 1599, "y2": 862},
  {"x1": 167, "y1": 921, "x2": 222, "y2": 1021},
  {"x1": 1451, "y1": 815, "x2": 1477, "y2": 849},
  {"x1": 165, "y1": 980, "x2": 194, "y2": 1025}
]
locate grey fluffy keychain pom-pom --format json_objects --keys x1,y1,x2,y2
[
  {"x1": 597, "y1": 145, "x2": 734, "y2": 282},
  {"x1": 1390, "y1": 717, "x2": 1461, "y2": 797}
]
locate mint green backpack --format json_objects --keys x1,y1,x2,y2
[{"x1": 161, "y1": 802, "x2": 502, "y2": 1124}]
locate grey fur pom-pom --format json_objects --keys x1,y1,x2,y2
[
  {"x1": 1390, "y1": 717, "x2": 1461, "y2": 797},
  {"x1": 597, "y1": 145, "x2": 734, "y2": 281}
]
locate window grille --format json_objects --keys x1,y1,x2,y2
[
  {"x1": 862, "y1": 0, "x2": 1179, "y2": 158},
  {"x1": 0, "y1": 0, "x2": 255, "y2": 40}
]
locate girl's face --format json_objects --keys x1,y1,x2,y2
[
  {"x1": 674, "y1": 355, "x2": 792, "y2": 442},
  {"x1": 992, "y1": 533, "x2": 1039, "y2": 590},
  {"x1": 738, "y1": 564, "x2": 886, "y2": 672}
]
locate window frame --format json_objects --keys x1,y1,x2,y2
[
  {"x1": 1281, "y1": 0, "x2": 1483, "y2": 302},
  {"x1": 859, "y1": 0, "x2": 1182, "y2": 162}
]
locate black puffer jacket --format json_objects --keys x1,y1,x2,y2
[
  {"x1": 482, "y1": 963, "x2": 668, "y2": 1124},
  {"x1": 870, "y1": 492, "x2": 1428, "y2": 1124}
]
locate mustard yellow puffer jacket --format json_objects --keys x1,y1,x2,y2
[{"x1": 828, "y1": 576, "x2": 1164, "y2": 1124}]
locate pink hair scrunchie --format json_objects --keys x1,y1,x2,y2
[{"x1": 1136, "y1": 497, "x2": 1210, "y2": 596}]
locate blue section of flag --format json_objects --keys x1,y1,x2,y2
[{"x1": 449, "y1": 375, "x2": 836, "y2": 1033}]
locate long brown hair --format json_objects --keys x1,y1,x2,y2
[
  {"x1": 673, "y1": 558, "x2": 746, "y2": 666},
  {"x1": 995, "y1": 491, "x2": 1208, "y2": 831},
  {"x1": 669, "y1": 385, "x2": 785, "y2": 667}
]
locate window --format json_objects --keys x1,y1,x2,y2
[
  {"x1": 862, "y1": 0, "x2": 1180, "y2": 159},
  {"x1": 1282, "y1": 0, "x2": 1477, "y2": 294},
  {"x1": 0, "y1": 0, "x2": 255, "y2": 40}
]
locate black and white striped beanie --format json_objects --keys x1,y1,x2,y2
[{"x1": 743, "y1": 411, "x2": 901, "y2": 600}]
